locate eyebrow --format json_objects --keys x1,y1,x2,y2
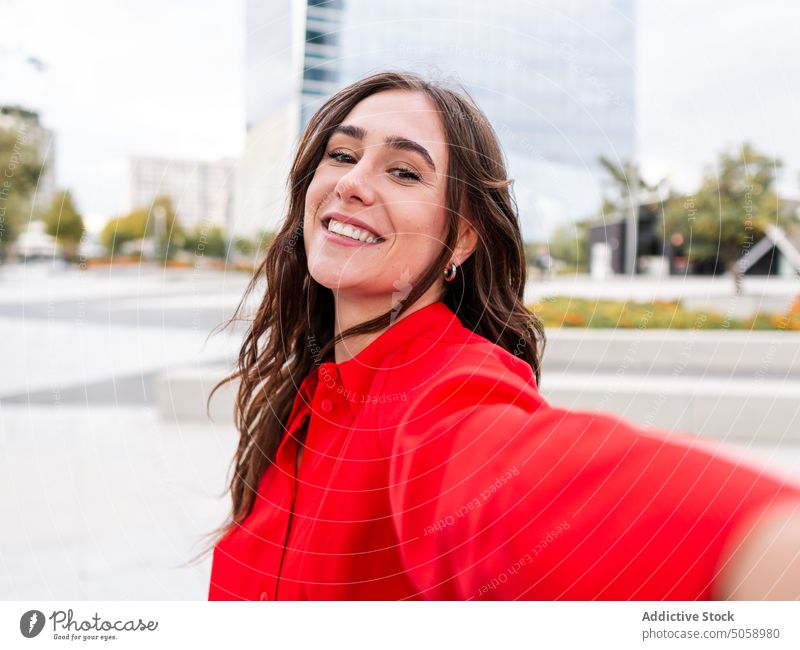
[{"x1": 330, "y1": 124, "x2": 437, "y2": 173}]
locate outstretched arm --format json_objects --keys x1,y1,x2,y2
[
  {"x1": 714, "y1": 501, "x2": 800, "y2": 599},
  {"x1": 386, "y1": 365, "x2": 800, "y2": 600}
]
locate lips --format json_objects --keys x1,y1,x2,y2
[{"x1": 321, "y1": 212, "x2": 384, "y2": 241}]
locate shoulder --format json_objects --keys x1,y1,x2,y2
[
  {"x1": 374, "y1": 322, "x2": 544, "y2": 434},
  {"x1": 382, "y1": 316, "x2": 536, "y2": 388}
]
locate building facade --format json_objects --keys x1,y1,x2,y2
[
  {"x1": 128, "y1": 156, "x2": 235, "y2": 231},
  {"x1": 239, "y1": 0, "x2": 636, "y2": 240}
]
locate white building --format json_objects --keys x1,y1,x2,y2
[{"x1": 128, "y1": 156, "x2": 235, "y2": 231}]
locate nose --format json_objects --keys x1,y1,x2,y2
[{"x1": 334, "y1": 159, "x2": 376, "y2": 206}]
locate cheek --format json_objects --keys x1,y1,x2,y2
[
  {"x1": 304, "y1": 174, "x2": 324, "y2": 215},
  {"x1": 302, "y1": 180, "x2": 322, "y2": 251},
  {"x1": 404, "y1": 207, "x2": 448, "y2": 245},
  {"x1": 305, "y1": 162, "x2": 340, "y2": 207},
  {"x1": 390, "y1": 210, "x2": 449, "y2": 265}
]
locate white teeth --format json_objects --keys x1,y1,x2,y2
[{"x1": 327, "y1": 218, "x2": 380, "y2": 244}]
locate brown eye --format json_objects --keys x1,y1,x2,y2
[
  {"x1": 327, "y1": 150, "x2": 356, "y2": 163},
  {"x1": 390, "y1": 167, "x2": 422, "y2": 182}
]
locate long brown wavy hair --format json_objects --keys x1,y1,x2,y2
[{"x1": 194, "y1": 70, "x2": 545, "y2": 561}]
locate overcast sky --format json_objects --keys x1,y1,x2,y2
[
  {"x1": 638, "y1": 0, "x2": 800, "y2": 195},
  {"x1": 1, "y1": 0, "x2": 245, "y2": 230},
  {"x1": 3, "y1": 0, "x2": 800, "y2": 232}
]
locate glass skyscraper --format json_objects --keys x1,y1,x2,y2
[{"x1": 238, "y1": 0, "x2": 635, "y2": 241}]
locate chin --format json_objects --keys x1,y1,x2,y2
[
  {"x1": 307, "y1": 265, "x2": 352, "y2": 291},
  {"x1": 309, "y1": 266, "x2": 392, "y2": 298}
]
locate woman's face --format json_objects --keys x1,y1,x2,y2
[{"x1": 303, "y1": 89, "x2": 459, "y2": 308}]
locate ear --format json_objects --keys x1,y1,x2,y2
[{"x1": 452, "y1": 216, "x2": 478, "y2": 266}]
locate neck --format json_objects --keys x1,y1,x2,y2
[{"x1": 332, "y1": 286, "x2": 444, "y2": 364}]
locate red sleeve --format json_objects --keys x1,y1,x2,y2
[{"x1": 388, "y1": 366, "x2": 800, "y2": 600}]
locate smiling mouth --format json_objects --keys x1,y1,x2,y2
[{"x1": 323, "y1": 217, "x2": 385, "y2": 244}]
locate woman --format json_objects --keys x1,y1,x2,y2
[{"x1": 206, "y1": 71, "x2": 800, "y2": 600}]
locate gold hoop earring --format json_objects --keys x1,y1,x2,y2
[{"x1": 443, "y1": 262, "x2": 457, "y2": 283}]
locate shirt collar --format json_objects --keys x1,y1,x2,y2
[{"x1": 302, "y1": 300, "x2": 461, "y2": 399}]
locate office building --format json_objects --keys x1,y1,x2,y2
[
  {"x1": 128, "y1": 156, "x2": 235, "y2": 231},
  {"x1": 239, "y1": 0, "x2": 636, "y2": 240}
]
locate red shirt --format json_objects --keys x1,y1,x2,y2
[{"x1": 208, "y1": 300, "x2": 800, "y2": 600}]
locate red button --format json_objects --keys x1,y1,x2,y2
[
  {"x1": 320, "y1": 398, "x2": 334, "y2": 413},
  {"x1": 320, "y1": 363, "x2": 341, "y2": 379},
  {"x1": 259, "y1": 591, "x2": 270, "y2": 600}
]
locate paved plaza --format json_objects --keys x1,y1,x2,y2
[{"x1": 1, "y1": 263, "x2": 245, "y2": 599}]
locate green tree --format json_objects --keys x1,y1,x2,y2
[
  {"x1": 598, "y1": 157, "x2": 659, "y2": 194},
  {"x1": 42, "y1": 190, "x2": 84, "y2": 260},
  {"x1": 0, "y1": 124, "x2": 45, "y2": 260},
  {"x1": 233, "y1": 236, "x2": 256, "y2": 258},
  {"x1": 101, "y1": 208, "x2": 149, "y2": 255},
  {"x1": 150, "y1": 195, "x2": 184, "y2": 260},
  {"x1": 547, "y1": 219, "x2": 591, "y2": 272},
  {"x1": 183, "y1": 225, "x2": 228, "y2": 259},
  {"x1": 231, "y1": 230, "x2": 277, "y2": 260},
  {"x1": 598, "y1": 156, "x2": 660, "y2": 218},
  {"x1": 100, "y1": 196, "x2": 184, "y2": 259},
  {"x1": 663, "y1": 142, "x2": 791, "y2": 291}
]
